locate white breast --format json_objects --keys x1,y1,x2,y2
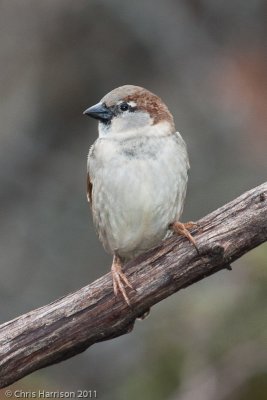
[{"x1": 88, "y1": 127, "x2": 189, "y2": 260}]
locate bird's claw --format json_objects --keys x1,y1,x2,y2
[
  {"x1": 111, "y1": 256, "x2": 133, "y2": 306},
  {"x1": 171, "y1": 221, "x2": 199, "y2": 254}
]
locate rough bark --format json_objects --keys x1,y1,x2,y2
[{"x1": 0, "y1": 182, "x2": 266, "y2": 388}]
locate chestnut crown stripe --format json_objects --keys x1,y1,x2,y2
[{"x1": 125, "y1": 92, "x2": 174, "y2": 128}]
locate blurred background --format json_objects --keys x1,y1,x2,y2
[{"x1": 0, "y1": 1, "x2": 266, "y2": 399}]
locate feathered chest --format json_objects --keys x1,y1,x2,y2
[
  {"x1": 88, "y1": 133, "x2": 187, "y2": 175},
  {"x1": 87, "y1": 132, "x2": 189, "y2": 257}
]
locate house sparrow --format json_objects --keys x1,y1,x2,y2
[{"x1": 84, "y1": 85, "x2": 196, "y2": 305}]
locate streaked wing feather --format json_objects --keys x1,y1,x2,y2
[{"x1": 87, "y1": 172, "x2": 93, "y2": 204}]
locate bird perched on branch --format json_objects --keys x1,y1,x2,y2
[{"x1": 84, "y1": 85, "x2": 196, "y2": 305}]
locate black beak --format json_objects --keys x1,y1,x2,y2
[{"x1": 83, "y1": 102, "x2": 113, "y2": 122}]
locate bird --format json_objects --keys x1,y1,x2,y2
[{"x1": 84, "y1": 85, "x2": 197, "y2": 305}]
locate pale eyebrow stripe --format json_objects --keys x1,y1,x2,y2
[{"x1": 116, "y1": 100, "x2": 137, "y2": 107}]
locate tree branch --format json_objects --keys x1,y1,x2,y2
[{"x1": 0, "y1": 183, "x2": 267, "y2": 388}]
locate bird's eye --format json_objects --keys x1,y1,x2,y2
[{"x1": 119, "y1": 102, "x2": 129, "y2": 112}]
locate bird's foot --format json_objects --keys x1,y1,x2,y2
[
  {"x1": 111, "y1": 255, "x2": 133, "y2": 306},
  {"x1": 170, "y1": 221, "x2": 199, "y2": 254}
]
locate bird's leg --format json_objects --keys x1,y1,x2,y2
[
  {"x1": 170, "y1": 221, "x2": 199, "y2": 253},
  {"x1": 111, "y1": 254, "x2": 133, "y2": 306}
]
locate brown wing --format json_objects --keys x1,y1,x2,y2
[{"x1": 87, "y1": 172, "x2": 93, "y2": 205}]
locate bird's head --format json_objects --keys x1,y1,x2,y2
[{"x1": 83, "y1": 85, "x2": 175, "y2": 138}]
